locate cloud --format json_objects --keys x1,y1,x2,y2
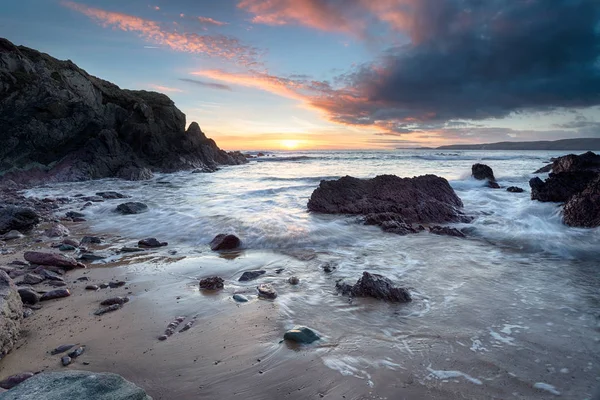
[
  {"x1": 235, "y1": 0, "x2": 600, "y2": 139},
  {"x1": 62, "y1": 1, "x2": 261, "y2": 67},
  {"x1": 148, "y1": 84, "x2": 184, "y2": 93},
  {"x1": 197, "y1": 16, "x2": 228, "y2": 27},
  {"x1": 179, "y1": 78, "x2": 232, "y2": 91}
]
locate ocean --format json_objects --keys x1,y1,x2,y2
[{"x1": 25, "y1": 149, "x2": 600, "y2": 398}]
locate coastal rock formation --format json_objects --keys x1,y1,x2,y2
[
  {"x1": 0, "y1": 38, "x2": 246, "y2": 185},
  {"x1": 0, "y1": 271, "x2": 23, "y2": 361},
  {"x1": 0, "y1": 206, "x2": 40, "y2": 235},
  {"x1": 336, "y1": 271, "x2": 411, "y2": 303},
  {"x1": 530, "y1": 151, "x2": 600, "y2": 227},
  {"x1": 0, "y1": 370, "x2": 152, "y2": 400},
  {"x1": 472, "y1": 163, "x2": 500, "y2": 188},
  {"x1": 563, "y1": 175, "x2": 600, "y2": 227},
  {"x1": 308, "y1": 175, "x2": 466, "y2": 233}
]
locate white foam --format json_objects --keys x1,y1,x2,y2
[
  {"x1": 490, "y1": 330, "x2": 515, "y2": 346},
  {"x1": 426, "y1": 366, "x2": 483, "y2": 385},
  {"x1": 533, "y1": 382, "x2": 561, "y2": 395}
]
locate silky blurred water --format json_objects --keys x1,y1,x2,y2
[{"x1": 27, "y1": 150, "x2": 600, "y2": 398}]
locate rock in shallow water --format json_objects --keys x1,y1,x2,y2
[
  {"x1": 336, "y1": 272, "x2": 411, "y2": 303},
  {"x1": 563, "y1": 175, "x2": 600, "y2": 228},
  {"x1": 0, "y1": 370, "x2": 153, "y2": 399},
  {"x1": 428, "y1": 226, "x2": 465, "y2": 238},
  {"x1": 96, "y1": 191, "x2": 128, "y2": 199},
  {"x1": 283, "y1": 326, "x2": 320, "y2": 344},
  {"x1": 288, "y1": 276, "x2": 300, "y2": 285},
  {"x1": 257, "y1": 284, "x2": 277, "y2": 299},
  {"x1": 238, "y1": 270, "x2": 265, "y2": 282},
  {"x1": 506, "y1": 186, "x2": 524, "y2": 193},
  {"x1": 209, "y1": 234, "x2": 241, "y2": 251},
  {"x1": 199, "y1": 276, "x2": 224, "y2": 290},
  {"x1": 115, "y1": 202, "x2": 148, "y2": 215},
  {"x1": 232, "y1": 294, "x2": 248, "y2": 303},
  {"x1": 0, "y1": 207, "x2": 40, "y2": 235},
  {"x1": 138, "y1": 238, "x2": 167, "y2": 248}
]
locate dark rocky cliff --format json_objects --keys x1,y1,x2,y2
[{"x1": 0, "y1": 38, "x2": 246, "y2": 184}]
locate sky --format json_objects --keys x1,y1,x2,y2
[{"x1": 2, "y1": 0, "x2": 600, "y2": 150}]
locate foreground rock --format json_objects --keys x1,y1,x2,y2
[
  {"x1": 257, "y1": 284, "x2": 277, "y2": 299},
  {"x1": 23, "y1": 252, "x2": 85, "y2": 270},
  {"x1": 563, "y1": 175, "x2": 600, "y2": 227},
  {"x1": 138, "y1": 238, "x2": 167, "y2": 248},
  {"x1": 472, "y1": 164, "x2": 500, "y2": 188},
  {"x1": 210, "y1": 234, "x2": 241, "y2": 251},
  {"x1": 284, "y1": 326, "x2": 320, "y2": 344},
  {"x1": 116, "y1": 202, "x2": 148, "y2": 215},
  {"x1": 199, "y1": 276, "x2": 224, "y2": 290},
  {"x1": 40, "y1": 289, "x2": 71, "y2": 301},
  {"x1": 238, "y1": 270, "x2": 265, "y2": 282},
  {"x1": 336, "y1": 272, "x2": 411, "y2": 303},
  {"x1": 0, "y1": 372, "x2": 34, "y2": 389},
  {"x1": 530, "y1": 151, "x2": 600, "y2": 227},
  {"x1": 0, "y1": 38, "x2": 246, "y2": 185},
  {"x1": 0, "y1": 370, "x2": 152, "y2": 399},
  {"x1": 308, "y1": 175, "x2": 466, "y2": 234},
  {"x1": 0, "y1": 271, "x2": 23, "y2": 360},
  {"x1": 0, "y1": 206, "x2": 40, "y2": 235}
]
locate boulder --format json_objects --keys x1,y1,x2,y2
[
  {"x1": 80, "y1": 236, "x2": 102, "y2": 245},
  {"x1": 0, "y1": 271, "x2": 23, "y2": 360},
  {"x1": 17, "y1": 287, "x2": 41, "y2": 305},
  {"x1": 21, "y1": 273, "x2": 44, "y2": 285},
  {"x1": 336, "y1": 272, "x2": 411, "y2": 303},
  {"x1": 506, "y1": 186, "x2": 524, "y2": 193},
  {"x1": 472, "y1": 164, "x2": 500, "y2": 188},
  {"x1": 1, "y1": 230, "x2": 24, "y2": 241},
  {"x1": 238, "y1": 270, "x2": 266, "y2": 282},
  {"x1": 44, "y1": 223, "x2": 70, "y2": 238},
  {"x1": 530, "y1": 151, "x2": 600, "y2": 203},
  {"x1": 23, "y1": 252, "x2": 85, "y2": 270},
  {"x1": 288, "y1": 276, "x2": 300, "y2": 285},
  {"x1": 0, "y1": 38, "x2": 246, "y2": 185},
  {"x1": 138, "y1": 238, "x2": 167, "y2": 248},
  {"x1": 307, "y1": 175, "x2": 465, "y2": 234},
  {"x1": 0, "y1": 207, "x2": 40, "y2": 235},
  {"x1": 0, "y1": 370, "x2": 152, "y2": 399},
  {"x1": 116, "y1": 202, "x2": 148, "y2": 215},
  {"x1": 96, "y1": 191, "x2": 128, "y2": 199},
  {"x1": 199, "y1": 276, "x2": 224, "y2": 290},
  {"x1": 283, "y1": 326, "x2": 320, "y2": 344},
  {"x1": 563, "y1": 175, "x2": 600, "y2": 227},
  {"x1": 40, "y1": 289, "x2": 71, "y2": 301},
  {"x1": 210, "y1": 234, "x2": 241, "y2": 251},
  {"x1": 0, "y1": 372, "x2": 35, "y2": 390}
]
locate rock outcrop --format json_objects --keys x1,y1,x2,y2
[
  {"x1": 307, "y1": 175, "x2": 466, "y2": 233},
  {"x1": 0, "y1": 38, "x2": 246, "y2": 184},
  {"x1": 0, "y1": 271, "x2": 23, "y2": 361},
  {"x1": 472, "y1": 164, "x2": 500, "y2": 188},
  {"x1": 530, "y1": 151, "x2": 600, "y2": 227},
  {"x1": 0, "y1": 370, "x2": 152, "y2": 399}
]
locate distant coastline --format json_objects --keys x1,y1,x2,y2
[{"x1": 398, "y1": 138, "x2": 600, "y2": 151}]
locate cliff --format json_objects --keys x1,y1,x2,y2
[
  {"x1": 436, "y1": 138, "x2": 600, "y2": 151},
  {"x1": 0, "y1": 38, "x2": 246, "y2": 184}
]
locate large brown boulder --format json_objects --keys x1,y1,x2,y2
[
  {"x1": 0, "y1": 271, "x2": 23, "y2": 361},
  {"x1": 23, "y1": 252, "x2": 85, "y2": 270},
  {"x1": 308, "y1": 175, "x2": 464, "y2": 223},
  {"x1": 563, "y1": 175, "x2": 600, "y2": 227}
]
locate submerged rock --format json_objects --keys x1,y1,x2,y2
[
  {"x1": 209, "y1": 234, "x2": 241, "y2": 251},
  {"x1": 0, "y1": 372, "x2": 35, "y2": 389},
  {"x1": 138, "y1": 238, "x2": 167, "y2": 248},
  {"x1": 336, "y1": 272, "x2": 411, "y2": 303},
  {"x1": 283, "y1": 326, "x2": 320, "y2": 344},
  {"x1": 288, "y1": 276, "x2": 300, "y2": 285},
  {"x1": 96, "y1": 191, "x2": 128, "y2": 199},
  {"x1": 308, "y1": 175, "x2": 465, "y2": 235},
  {"x1": 0, "y1": 207, "x2": 40, "y2": 235},
  {"x1": 0, "y1": 370, "x2": 153, "y2": 399},
  {"x1": 506, "y1": 186, "x2": 524, "y2": 193},
  {"x1": 0, "y1": 271, "x2": 23, "y2": 360},
  {"x1": 257, "y1": 284, "x2": 277, "y2": 299},
  {"x1": 116, "y1": 202, "x2": 148, "y2": 215},
  {"x1": 24, "y1": 252, "x2": 85, "y2": 270},
  {"x1": 199, "y1": 276, "x2": 224, "y2": 290},
  {"x1": 238, "y1": 270, "x2": 266, "y2": 282},
  {"x1": 429, "y1": 226, "x2": 466, "y2": 238},
  {"x1": 232, "y1": 294, "x2": 248, "y2": 303}
]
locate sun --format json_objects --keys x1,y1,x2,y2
[{"x1": 281, "y1": 139, "x2": 302, "y2": 150}]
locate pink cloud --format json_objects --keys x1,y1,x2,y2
[
  {"x1": 62, "y1": 1, "x2": 260, "y2": 67},
  {"x1": 148, "y1": 84, "x2": 184, "y2": 93},
  {"x1": 197, "y1": 16, "x2": 228, "y2": 27}
]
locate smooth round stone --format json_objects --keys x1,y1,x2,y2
[
  {"x1": 232, "y1": 294, "x2": 248, "y2": 303},
  {"x1": 283, "y1": 326, "x2": 320, "y2": 344}
]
